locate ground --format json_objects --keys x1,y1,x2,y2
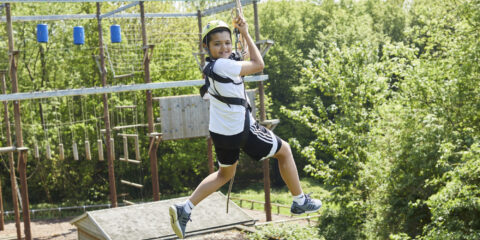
[{"x1": 0, "y1": 209, "x2": 316, "y2": 239}]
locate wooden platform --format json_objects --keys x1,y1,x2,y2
[{"x1": 70, "y1": 192, "x2": 255, "y2": 240}]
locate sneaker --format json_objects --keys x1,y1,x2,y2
[
  {"x1": 290, "y1": 193, "x2": 322, "y2": 215},
  {"x1": 169, "y1": 204, "x2": 191, "y2": 239}
]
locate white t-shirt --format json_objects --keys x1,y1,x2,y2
[{"x1": 204, "y1": 58, "x2": 255, "y2": 135}]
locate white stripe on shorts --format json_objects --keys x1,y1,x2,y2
[
  {"x1": 250, "y1": 125, "x2": 273, "y2": 144},
  {"x1": 265, "y1": 129, "x2": 278, "y2": 158},
  {"x1": 218, "y1": 161, "x2": 234, "y2": 168}
]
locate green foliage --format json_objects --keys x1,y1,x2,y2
[
  {"x1": 1, "y1": 1, "x2": 479, "y2": 239},
  {"x1": 419, "y1": 143, "x2": 480, "y2": 240},
  {"x1": 247, "y1": 223, "x2": 323, "y2": 240},
  {"x1": 276, "y1": 0, "x2": 480, "y2": 239}
]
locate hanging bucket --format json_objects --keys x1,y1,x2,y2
[
  {"x1": 37, "y1": 24, "x2": 48, "y2": 43},
  {"x1": 110, "y1": 25, "x2": 121, "y2": 43},
  {"x1": 73, "y1": 26, "x2": 85, "y2": 45}
]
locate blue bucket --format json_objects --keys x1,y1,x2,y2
[
  {"x1": 73, "y1": 26, "x2": 85, "y2": 45},
  {"x1": 37, "y1": 24, "x2": 48, "y2": 43},
  {"x1": 110, "y1": 25, "x2": 121, "y2": 43}
]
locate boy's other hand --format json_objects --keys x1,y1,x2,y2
[{"x1": 234, "y1": 16, "x2": 248, "y2": 35}]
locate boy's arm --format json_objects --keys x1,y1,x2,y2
[{"x1": 235, "y1": 16, "x2": 264, "y2": 76}]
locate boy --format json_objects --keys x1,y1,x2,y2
[{"x1": 169, "y1": 16, "x2": 322, "y2": 239}]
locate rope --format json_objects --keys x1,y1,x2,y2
[
  {"x1": 226, "y1": 0, "x2": 244, "y2": 214},
  {"x1": 226, "y1": 166, "x2": 237, "y2": 214},
  {"x1": 68, "y1": 97, "x2": 74, "y2": 141},
  {"x1": 54, "y1": 99, "x2": 62, "y2": 145},
  {"x1": 81, "y1": 96, "x2": 88, "y2": 139}
]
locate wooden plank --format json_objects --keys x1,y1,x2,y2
[
  {"x1": 112, "y1": 123, "x2": 160, "y2": 131},
  {"x1": 0, "y1": 75, "x2": 268, "y2": 102},
  {"x1": 78, "y1": 229, "x2": 103, "y2": 240},
  {"x1": 75, "y1": 218, "x2": 106, "y2": 240},
  {"x1": 120, "y1": 180, "x2": 143, "y2": 189},
  {"x1": 74, "y1": 192, "x2": 254, "y2": 240},
  {"x1": 117, "y1": 133, "x2": 138, "y2": 137},
  {"x1": 0, "y1": 146, "x2": 16, "y2": 153},
  {"x1": 119, "y1": 158, "x2": 141, "y2": 164},
  {"x1": 114, "y1": 105, "x2": 136, "y2": 109}
]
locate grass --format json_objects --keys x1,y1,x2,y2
[
  {"x1": 3, "y1": 177, "x2": 329, "y2": 221},
  {"x1": 225, "y1": 178, "x2": 330, "y2": 216}
]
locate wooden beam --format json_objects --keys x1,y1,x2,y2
[
  {"x1": 0, "y1": 146, "x2": 16, "y2": 153},
  {"x1": 140, "y1": 1, "x2": 160, "y2": 201},
  {"x1": 119, "y1": 158, "x2": 141, "y2": 164},
  {"x1": 6, "y1": 3, "x2": 32, "y2": 238},
  {"x1": 120, "y1": 180, "x2": 143, "y2": 189},
  {"x1": 259, "y1": 119, "x2": 280, "y2": 131},
  {"x1": 97, "y1": 2, "x2": 117, "y2": 208},
  {"x1": 0, "y1": 75, "x2": 269, "y2": 102},
  {"x1": 114, "y1": 105, "x2": 136, "y2": 109},
  {"x1": 118, "y1": 133, "x2": 139, "y2": 137}
]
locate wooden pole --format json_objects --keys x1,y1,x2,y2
[
  {"x1": 0, "y1": 176, "x2": 3, "y2": 231},
  {"x1": 253, "y1": 0, "x2": 272, "y2": 222},
  {"x1": 97, "y1": 2, "x2": 117, "y2": 207},
  {"x1": 140, "y1": 1, "x2": 160, "y2": 201},
  {"x1": 5, "y1": 4, "x2": 32, "y2": 239},
  {"x1": 1, "y1": 71, "x2": 22, "y2": 240}
]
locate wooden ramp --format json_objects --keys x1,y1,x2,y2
[{"x1": 71, "y1": 192, "x2": 255, "y2": 240}]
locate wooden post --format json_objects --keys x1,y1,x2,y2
[
  {"x1": 140, "y1": 1, "x2": 160, "y2": 201},
  {"x1": 0, "y1": 176, "x2": 3, "y2": 231},
  {"x1": 123, "y1": 136, "x2": 128, "y2": 160},
  {"x1": 253, "y1": 0, "x2": 272, "y2": 222},
  {"x1": 72, "y1": 142, "x2": 79, "y2": 160},
  {"x1": 58, "y1": 143, "x2": 64, "y2": 160},
  {"x1": 197, "y1": 9, "x2": 214, "y2": 174},
  {"x1": 85, "y1": 140, "x2": 91, "y2": 160},
  {"x1": 5, "y1": 4, "x2": 32, "y2": 239},
  {"x1": 1, "y1": 71, "x2": 22, "y2": 240},
  {"x1": 98, "y1": 139, "x2": 104, "y2": 161},
  {"x1": 134, "y1": 135, "x2": 140, "y2": 161},
  {"x1": 97, "y1": 2, "x2": 117, "y2": 207}
]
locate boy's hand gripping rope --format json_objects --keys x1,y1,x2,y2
[{"x1": 231, "y1": 0, "x2": 248, "y2": 61}]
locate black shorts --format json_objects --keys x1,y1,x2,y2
[{"x1": 210, "y1": 121, "x2": 283, "y2": 167}]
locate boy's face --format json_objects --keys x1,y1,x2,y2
[{"x1": 204, "y1": 31, "x2": 232, "y2": 59}]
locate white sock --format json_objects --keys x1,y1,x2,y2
[
  {"x1": 293, "y1": 193, "x2": 306, "y2": 205},
  {"x1": 183, "y1": 199, "x2": 195, "y2": 214}
]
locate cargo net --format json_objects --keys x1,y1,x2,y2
[
  {"x1": 0, "y1": 5, "x2": 7, "y2": 72},
  {"x1": 104, "y1": 16, "x2": 199, "y2": 79}
]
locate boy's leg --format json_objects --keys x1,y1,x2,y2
[
  {"x1": 189, "y1": 162, "x2": 238, "y2": 205},
  {"x1": 273, "y1": 140, "x2": 303, "y2": 196},
  {"x1": 273, "y1": 139, "x2": 322, "y2": 214},
  {"x1": 169, "y1": 162, "x2": 237, "y2": 239}
]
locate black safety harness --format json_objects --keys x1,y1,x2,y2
[{"x1": 200, "y1": 54, "x2": 252, "y2": 148}]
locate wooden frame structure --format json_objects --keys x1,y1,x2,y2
[{"x1": 0, "y1": 1, "x2": 274, "y2": 239}]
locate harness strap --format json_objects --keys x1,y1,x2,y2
[
  {"x1": 199, "y1": 57, "x2": 252, "y2": 112},
  {"x1": 203, "y1": 61, "x2": 242, "y2": 85},
  {"x1": 209, "y1": 93, "x2": 252, "y2": 112}
]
